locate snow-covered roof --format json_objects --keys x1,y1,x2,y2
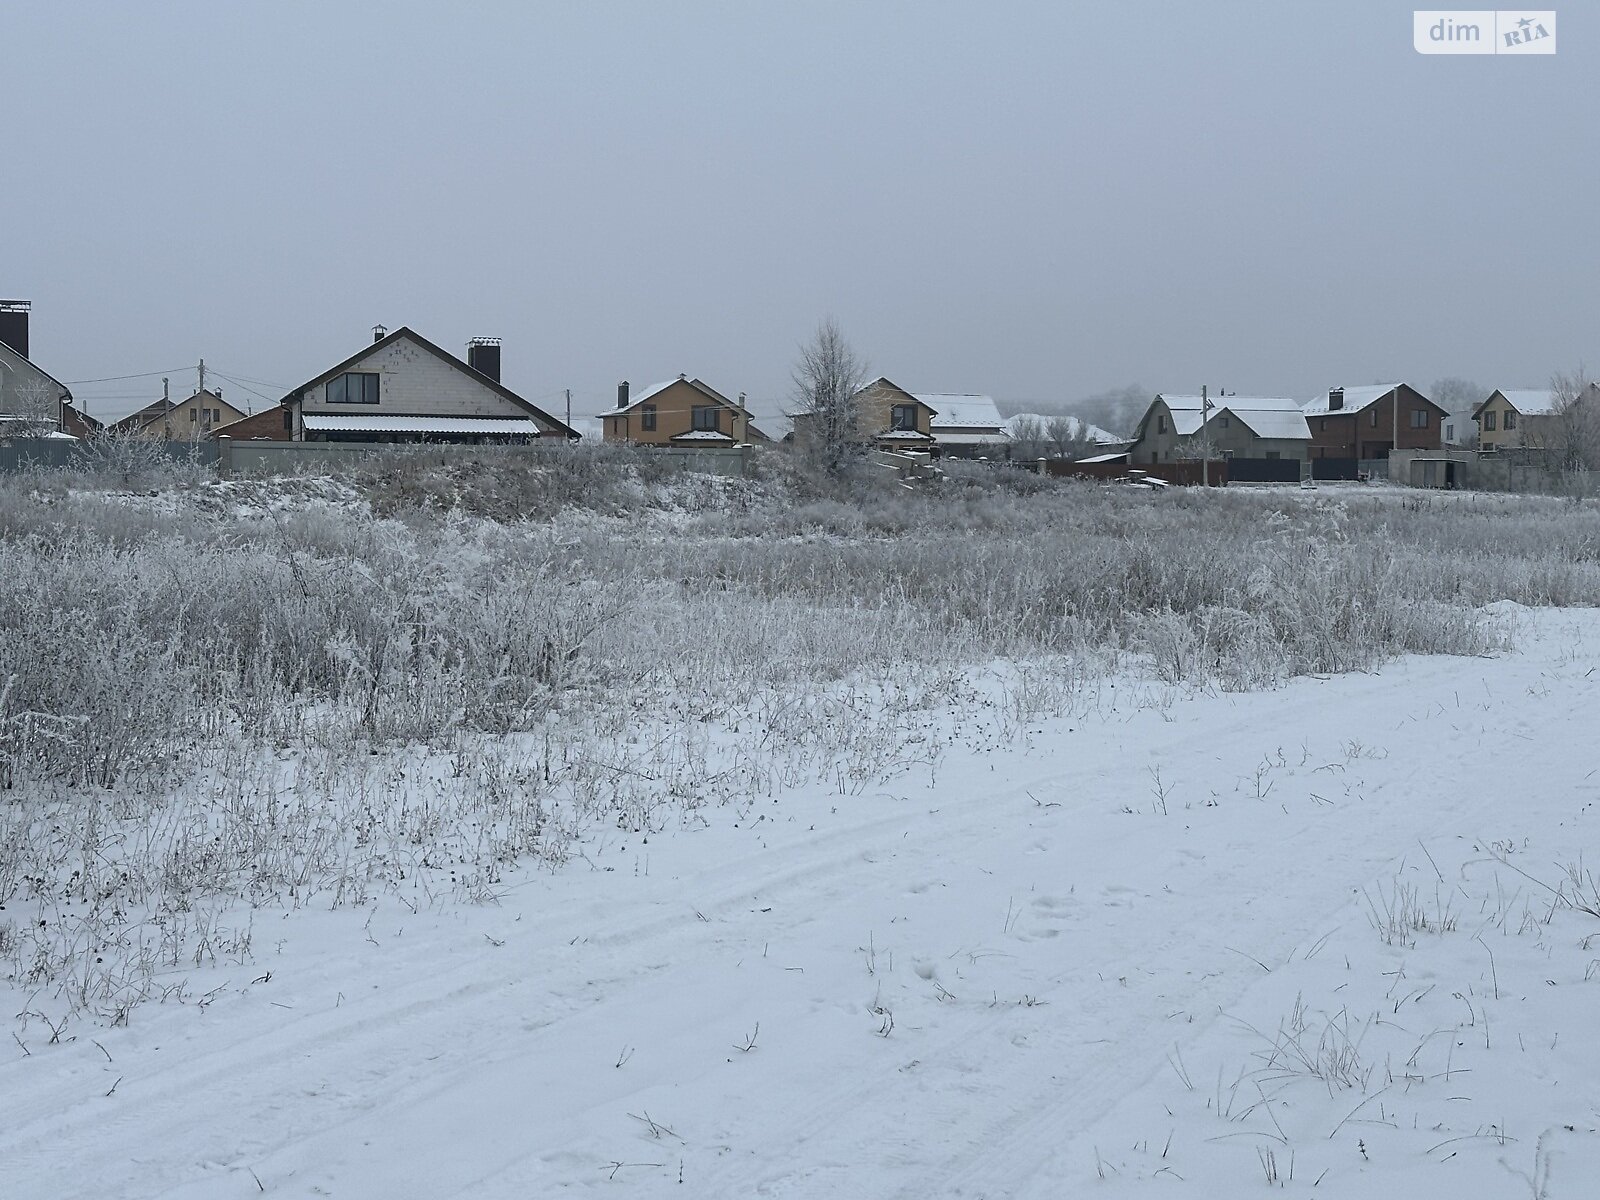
[
  {"x1": 918, "y1": 393, "x2": 1004, "y2": 431},
  {"x1": 1078, "y1": 450, "x2": 1130, "y2": 463},
  {"x1": 628, "y1": 379, "x2": 678, "y2": 408},
  {"x1": 1002, "y1": 413, "x2": 1124, "y2": 445},
  {"x1": 605, "y1": 376, "x2": 750, "y2": 420},
  {"x1": 669, "y1": 429, "x2": 736, "y2": 442},
  {"x1": 933, "y1": 431, "x2": 1010, "y2": 447},
  {"x1": 1151, "y1": 396, "x2": 1210, "y2": 436},
  {"x1": 1303, "y1": 384, "x2": 1402, "y2": 416},
  {"x1": 876, "y1": 429, "x2": 934, "y2": 441},
  {"x1": 1490, "y1": 388, "x2": 1561, "y2": 416},
  {"x1": 300, "y1": 415, "x2": 542, "y2": 435},
  {"x1": 855, "y1": 377, "x2": 934, "y2": 413},
  {"x1": 1215, "y1": 403, "x2": 1312, "y2": 441}
]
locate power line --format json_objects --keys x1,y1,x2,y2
[
  {"x1": 208, "y1": 367, "x2": 292, "y2": 391},
  {"x1": 206, "y1": 370, "x2": 281, "y2": 411},
  {"x1": 63, "y1": 368, "x2": 192, "y2": 384}
]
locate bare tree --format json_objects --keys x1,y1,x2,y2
[
  {"x1": 790, "y1": 318, "x2": 869, "y2": 474},
  {"x1": 1006, "y1": 414, "x2": 1049, "y2": 461},
  {"x1": 1074, "y1": 383, "x2": 1146, "y2": 441},
  {"x1": 1045, "y1": 415, "x2": 1097, "y2": 461},
  {"x1": 1546, "y1": 367, "x2": 1599, "y2": 473},
  {"x1": 1170, "y1": 422, "x2": 1220, "y2": 464},
  {"x1": 2, "y1": 376, "x2": 62, "y2": 438}
]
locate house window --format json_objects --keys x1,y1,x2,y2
[
  {"x1": 1483, "y1": 411, "x2": 1497, "y2": 431},
  {"x1": 1369, "y1": 409, "x2": 1379, "y2": 427},
  {"x1": 1320, "y1": 418, "x2": 1327, "y2": 431},
  {"x1": 1503, "y1": 410, "x2": 1517, "y2": 430},
  {"x1": 1444, "y1": 423, "x2": 1454, "y2": 442},
  {"x1": 1158, "y1": 415, "x2": 1168, "y2": 434},
  {"x1": 282, "y1": 408, "x2": 293, "y2": 431},
  {"x1": 189, "y1": 409, "x2": 197, "y2": 423},
  {"x1": 327, "y1": 372, "x2": 380, "y2": 404},
  {"x1": 641, "y1": 404, "x2": 657, "y2": 432},
  {"x1": 692, "y1": 405, "x2": 720, "y2": 432},
  {"x1": 890, "y1": 403, "x2": 917, "y2": 431},
  {"x1": 1219, "y1": 416, "x2": 1230, "y2": 428},
  {"x1": 1409, "y1": 409, "x2": 1428, "y2": 429},
  {"x1": 1265, "y1": 450, "x2": 1280, "y2": 460}
]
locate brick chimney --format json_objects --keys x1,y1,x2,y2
[
  {"x1": 372, "y1": 324, "x2": 388, "y2": 343},
  {"x1": 1328, "y1": 387, "x2": 1344, "y2": 411},
  {"x1": 0, "y1": 300, "x2": 31, "y2": 359},
  {"x1": 617, "y1": 381, "x2": 630, "y2": 409},
  {"x1": 467, "y1": 337, "x2": 501, "y2": 382}
]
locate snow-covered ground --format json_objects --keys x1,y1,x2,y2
[{"x1": 5, "y1": 606, "x2": 1599, "y2": 1198}]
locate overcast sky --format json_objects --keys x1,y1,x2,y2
[{"x1": 6, "y1": 1, "x2": 1597, "y2": 423}]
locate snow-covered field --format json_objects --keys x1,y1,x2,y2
[{"x1": 5, "y1": 585, "x2": 1597, "y2": 1197}]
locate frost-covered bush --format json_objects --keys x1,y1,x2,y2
[{"x1": 0, "y1": 468, "x2": 1592, "y2": 1016}]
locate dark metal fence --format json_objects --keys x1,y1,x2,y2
[
  {"x1": 1225, "y1": 458, "x2": 1303, "y2": 483},
  {"x1": 0, "y1": 438, "x2": 220, "y2": 473},
  {"x1": 1311, "y1": 457, "x2": 1361, "y2": 481}
]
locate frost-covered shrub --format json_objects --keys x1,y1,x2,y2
[{"x1": 0, "y1": 468, "x2": 1590, "y2": 1016}]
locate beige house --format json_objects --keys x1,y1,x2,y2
[
  {"x1": 1474, "y1": 388, "x2": 1561, "y2": 451},
  {"x1": 859, "y1": 377, "x2": 936, "y2": 447},
  {"x1": 601, "y1": 376, "x2": 766, "y2": 445},
  {"x1": 788, "y1": 376, "x2": 939, "y2": 452},
  {"x1": 282, "y1": 327, "x2": 576, "y2": 442},
  {"x1": 112, "y1": 388, "x2": 248, "y2": 441}
]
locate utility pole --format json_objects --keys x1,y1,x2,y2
[
  {"x1": 1390, "y1": 384, "x2": 1398, "y2": 482},
  {"x1": 565, "y1": 389, "x2": 572, "y2": 440},
  {"x1": 162, "y1": 376, "x2": 170, "y2": 439},
  {"x1": 1201, "y1": 384, "x2": 1212, "y2": 487},
  {"x1": 198, "y1": 358, "x2": 206, "y2": 398}
]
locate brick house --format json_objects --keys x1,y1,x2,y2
[
  {"x1": 213, "y1": 404, "x2": 293, "y2": 440},
  {"x1": 600, "y1": 375, "x2": 767, "y2": 446},
  {"x1": 1302, "y1": 384, "x2": 1445, "y2": 461},
  {"x1": 281, "y1": 326, "x2": 577, "y2": 443}
]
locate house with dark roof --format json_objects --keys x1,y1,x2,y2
[
  {"x1": 0, "y1": 300, "x2": 75, "y2": 437},
  {"x1": 280, "y1": 326, "x2": 578, "y2": 443},
  {"x1": 600, "y1": 375, "x2": 766, "y2": 446},
  {"x1": 112, "y1": 387, "x2": 248, "y2": 441},
  {"x1": 1302, "y1": 385, "x2": 1445, "y2": 462}
]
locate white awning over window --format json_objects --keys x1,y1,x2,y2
[{"x1": 301, "y1": 415, "x2": 542, "y2": 435}]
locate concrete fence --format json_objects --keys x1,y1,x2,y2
[
  {"x1": 1392, "y1": 447, "x2": 1592, "y2": 495},
  {"x1": 216, "y1": 438, "x2": 755, "y2": 478}
]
